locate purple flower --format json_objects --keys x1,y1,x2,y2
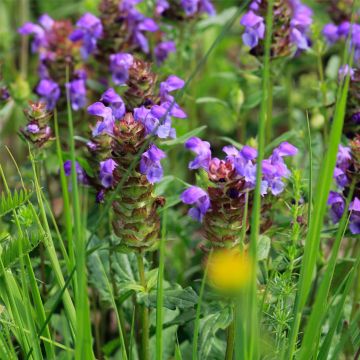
[
  {"x1": 352, "y1": 112, "x2": 360, "y2": 124},
  {"x1": 38, "y1": 14, "x2": 54, "y2": 30},
  {"x1": 155, "y1": 41, "x2": 176, "y2": 65},
  {"x1": 323, "y1": 23, "x2": 339, "y2": 43},
  {"x1": 338, "y1": 65, "x2": 355, "y2": 81},
  {"x1": 156, "y1": 0, "x2": 170, "y2": 14},
  {"x1": 240, "y1": 11, "x2": 265, "y2": 48},
  {"x1": 328, "y1": 191, "x2": 345, "y2": 224},
  {"x1": 180, "y1": 0, "x2": 215, "y2": 16},
  {"x1": 69, "y1": 13, "x2": 103, "y2": 59},
  {"x1": 27, "y1": 124, "x2": 40, "y2": 134},
  {"x1": 96, "y1": 189, "x2": 105, "y2": 203},
  {"x1": 159, "y1": 75, "x2": 185, "y2": 99},
  {"x1": 109, "y1": 53, "x2": 134, "y2": 85},
  {"x1": 199, "y1": 0, "x2": 216, "y2": 16},
  {"x1": 349, "y1": 197, "x2": 360, "y2": 234},
  {"x1": 99, "y1": 159, "x2": 117, "y2": 188},
  {"x1": 180, "y1": 186, "x2": 210, "y2": 222},
  {"x1": 36, "y1": 79, "x2": 60, "y2": 110},
  {"x1": 66, "y1": 79, "x2": 87, "y2": 111},
  {"x1": 338, "y1": 21, "x2": 350, "y2": 37},
  {"x1": 88, "y1": 102, "x2": 114, "y2": 136},
  {"x1": 334, "y1": 145, "x2": 351, "y2": 188},
  {"x1": 63, "y1": 160, "x2": 88, "y2": 184},
  {"x1": 185, "y1": 137, "x2": 212, "y2": 170},
  {"x1": 18, "y1": 20, "x2": 47, "y2": 53},
  {"x1": 100, "y1": 88, "x2": 126, "y2": 120},
  {"x1": 140, "y1": 144, "x2": 166, "y2": 183}
]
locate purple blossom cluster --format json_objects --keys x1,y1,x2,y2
[
  {"x1": 328, "y1": 145, "x2": 360, "y2": 234},
  {"x1": 240, "y1": 0, "x2": 313, "y2": 51},
  {"x1": 87, "y1": 74, "x2": 185, "y2": 192},
  {"x1": 18, "y1": 15, "x2": 88, "y2": 111},
  {"x1": 156, "y1": 0, "x2": 216, "y2": 17},
  {"x1": 323, "y1": 22, "x2": 360, "y2": 62},
  {"x1": 180, "y1": 138, "x2": 298, "y2": 222}
]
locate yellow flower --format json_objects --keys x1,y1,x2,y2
[{"x1": 207, "y1": 248, "x2": 253, "y2": 293}]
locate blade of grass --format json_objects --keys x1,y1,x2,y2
[
  {"x1": 65, "y1": 65, "x2": 94, "y2": 360},
  {"x1": 247, "y1": 0, "x2": 274, "y2": 358},
  {"x1": 287, "y1": 53, "x2": 353, "y2": 359},
  {"x1": 156, "y1": 209, "x2": 167, "y2": 360},
  {"x1": 192, "y1": 250, "x2": 212, "y2": 360},
  {"x1": 298, "y1": 183, "x2": 354, "y2": 359}
]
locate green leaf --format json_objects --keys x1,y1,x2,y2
[
  {"x1": 195, "y1": 97, "x2": 228, "y2": 108},
  {"x1": 257, "y1": 235, "x2": 271, "y2": 261},
  {"x1": 0, "y1": 189, "x2": 32, "y2": 218},
  {"x1": 161, "y1": 126, "x2": 207, "y2": 147}
]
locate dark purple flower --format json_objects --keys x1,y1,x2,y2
[
  {"x1": 323, "y1": 23, "x2": 339, "y2": 43},
  {"x1": 66, "y1": 79, "x2": 87, "y2": 111},
  {"x1": 69, "y1": 13, "x2": 103, "y2": 59},
  {"x1": 63, "y1": 160, "x2": 88, "y2": 184},
  {"x1": 240, "y1": 11, "x2": 265, "y2": 48},
  {"x1": 36, "y1": 79, "x2": 60, "y2": 110},
  {"x1": 140, "y1": 144, "x2": 166, "y2": 183},
  {"x1": 180, "y1": 186, "x2": 210, "y2": 222},
  {"x1": 27, "y1": 124, "x2": 40, "y2": 134},
  {"x1": 185, "y1": 137, "x2": 212, "y2": 170},
  {"x1": 328, "y1": 191, "x2": 345, "y2": 223},
  {"x1": 100, "y1": 88, "x2": 126, "y2": 120},
  {"x1": 352, "y1": 112, "x2": 360, "y2": 124},
  {"x1": 109, "y1": 53, "x2": 134, "y2": 85},
  {"x1": 99, "y1": 159, "x2": 117, "y2": 188},
  {"x1": 155, "y1": 41, "x2": 176, "y2": 65}
]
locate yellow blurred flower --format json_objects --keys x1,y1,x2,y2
[{"x1": 207, "y1": 248, "x2": 254, "y2": 293}]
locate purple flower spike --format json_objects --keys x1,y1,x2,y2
[
  {"x1": 140, "y1": 144, "x2": 166, "y2": 183},
  {"x1": 100, "y1": 88, "x2": 126, "y2": 120},
  {"x1": 180, "y1": 186, "x2": 210, "y2": 222},
  {"x1": 109, "y1": 53, "x2": 134, "y2": 85},
  {"x1": 323, "y1": 23, "x2": 339, "y2": 43},
  {"x1": 328, "y1": 191, "x2": 345, "y2": 224},
  {"x1": 70, "y1": 13, "x2": 103, "y2": 59},
  {"x1": 240, "y1": 11, "x2": 265, "y2": 49},
  {"x1": 63, "y1": 160, "x2": 88, "y2": 184},
  {"x1": 155, "y1": 41, "x2": 176, "y2": 65},
  {"x1": 66, "y1": 79, "x2": 87, "y2": 111},
  {"x1": 185, "y1": 137, "x2": 212, "y2": 170},
  {"x1": 36, "y1": 79, "x2": 60, "y2": 110},
  {"x1": 99, "y1": 159, "x2": 117, "y2": 188},
  {"x1": 27, "y1": 124, "x2": 40, "y2": 134}
]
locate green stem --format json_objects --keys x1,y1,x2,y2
[
  {"x1": 137, "y1": 254, "x2": 149, "y2": 360},
  {"x1": 265, "y1": 76, "x2": 273, "y2": 144},
  {"x1": 225, "y1": 310, "x2": 235, "y2": 360}
]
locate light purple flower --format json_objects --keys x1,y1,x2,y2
[
  {"x1": 155, "y1": 41, "x2": 176, "y2": 65},
  {"x1": 240, "y1": 11, "x2": 265, "y2": 48},
  {"x1": 160, "y1": 75, "x2": 185, "y2": 98},
  {"x1": 66, "y1": 79, "x2": 87, "y2": 111},
  {"x1": 88, "y1": 102, "x2": 114, "y2": 136},
  {"x1": 140, "y1": 144, "x2": 166, "y2": 183},
  {"x1": 180, "y1": 186, "x2": 210, "y2": 222},
  {"x1": 334, "y1": 145, "x2": 351, "y2": 188},
  {"x1": 36, "y1": 79, "x2": 60, "y2": 110},
  {"x1": 338, "y1": 65, "x2": 355, "y2": 81},
  {"x1": 63, "y1": 160, "x2": 88, "y2": 184},
  {"x1": 109, "y1": 53, "x2": 134, "y2": 85},
  {"x1": 27, "y1": 124, "x2": 40, "y2": 134},
  {"x1": 99, "y1": 159, "x2": 117, "y2": 188},
  {"x1": 100, "y1": 88, "x2": 126, "y2": 120},
  {"x1": 18, "y1": 20, "x2": 47, "y2": 53},
  {"x1": 185, "y1": 137, "x2": 212, "y2": 170},
  {"x1": 338, "y1": 21, "x2": 350, "y2": 37},
  {"x1": 156, "y1": 0, "x2": 170, "y2": 15},
  {"x1": 323, "y1": 23, "x2": 339, "y2": 43},
  {"x1": 69, "y1": 13, "x2": 103, "y2": 59}
]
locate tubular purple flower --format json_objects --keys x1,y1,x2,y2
[
  {"x1": 27, "y1": 124, "x2": 40, "y2": 134},
  {"x1": 140, "y1": 144, "x2": 166, "y2": 183},
  {"x1": 185, "y1": 137, "x2": 212, "y2": 170},
  {"x1": 240, "y1": 11, "x2": 265, "y2": 49},
  {"x1": 159, "y1": 75, "x2": 185, "y2": 98},
  {"x1": 323, "y1": 23, "x2": 339, "y2": 43},
  {"x1": 66, "y1": 79, "x2": 87, "y2": 111},
  {"x1": 100, "y1": 88, "x2": 126, "y2": 120},
  {"x1": 88, "y1": 102, "x2": 114, "y2": 136},
  {"x1": 36, "y1": 79, "x2": 60, "y2": 110},
  {"x1": 328, "y1": 191, "x2": 345, "y2": 223},
  {"x1": 18, "y1": 21, "x2": 46, "y2": 53},
  {"x1": 155, "y1": 41, "x2": 176, "y2": 65},
  {"x1": 69, "y1": 12, "x2": 103, "y2": 59},
  {"x1": 99, "y1": 159, "x2": 117, "y2": 188},
  {"x1": 180, "y1": 186, "x2": 210, "y2": 222},
  {"x1": 156, "y1": 0, "x2": 170, "y2": 15},
  {"x1": 63, "y1": 160, "x2": 88, "y2": 184},
  {"x1": 109, "y1": 53, "x2": 134, "y2": 85}
]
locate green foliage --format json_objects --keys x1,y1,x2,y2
[{"x1": 0, "y1": 189, "x2": 32, "y2": 218}]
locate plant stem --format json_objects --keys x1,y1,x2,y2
[
  {"x1": 225, "y1": 310, "x2": 235, "y2": 360},
  {"x1": 137, "y1": 253, "x2": 149, "y2": 360}
]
